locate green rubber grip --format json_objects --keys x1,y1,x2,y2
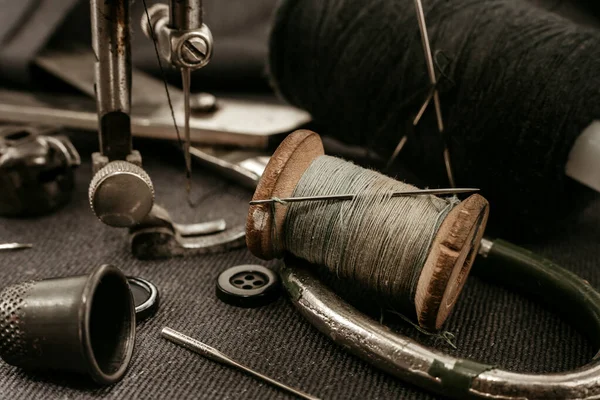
[{"x1": 473, "y1": 239, "x2": 600, "y2": 349}]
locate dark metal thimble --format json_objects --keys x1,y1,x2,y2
[{"x1": 0, "y1": 265, "x2": 136, "y2": 385}]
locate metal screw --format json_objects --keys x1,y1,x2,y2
[{"x1": 181, "y1": 37, "x2": 208, "y2": 65}]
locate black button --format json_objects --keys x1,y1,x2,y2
[
  {"x1": 216, "y1": 265, "x2": 280, "y2": 308},
  {"x1": 127, "y1": 276, "x2": 160, "y2": 322}
]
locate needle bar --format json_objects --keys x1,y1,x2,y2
[
  {"x1": 249, "y1": 188, "x2": 479, "y2": 205},
  {"x1": 161, "y1": 328, "x2": 320, "y2": 400}
]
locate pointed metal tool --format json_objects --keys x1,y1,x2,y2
[
  {"x1": 0, "y1": 243, "x2": 32, "y2": 251},
  {"x1": 161, "y1": 327, "x2": 320, "y2": 400}
]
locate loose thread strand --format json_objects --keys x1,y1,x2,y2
[{"x1": 386, "y1": 310, "x2": 457, "y2": 349}]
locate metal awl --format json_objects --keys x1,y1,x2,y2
[{"x1": 161, "y1": 327, "x2": 320, "y2": 400}]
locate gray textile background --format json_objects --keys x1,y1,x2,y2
[{"x1": 0, "y1": 134, "x2": 599, "y2": 399}]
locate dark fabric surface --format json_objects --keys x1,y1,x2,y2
[
  {"x1": 0, "y1": 0, "x2": 599, "y2": 398},
  {"x1": 0, "y1": 133, "x2": 599, "y2": 399}
]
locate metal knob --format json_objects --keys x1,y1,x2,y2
[{"x1": 89, "y1": 161, "x2": 155, "y2": 228}]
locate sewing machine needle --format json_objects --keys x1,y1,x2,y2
[
  {"x1": 413, "y1": 0, "x2": 455, "y2": 187},
  {"x1": 182, "y1": 67, "x2": 193, "y2": 196},
  {"x1": 161, "y1": 327, "x2": 320, "y2": 400},
  {"x1": 0, "y1": 243, "x2": 33, "y2": 251}
]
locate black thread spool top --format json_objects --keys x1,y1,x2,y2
[
  {"x1": 247, "y1": 130, "x2": 489, "y2": 329},
  {"x1": 268, "y1": 0, "x2": 600, "y2": 236}
]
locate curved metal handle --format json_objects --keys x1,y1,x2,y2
[{"x1": 280, "y1": 240, "x2": 600, "y2": 399}]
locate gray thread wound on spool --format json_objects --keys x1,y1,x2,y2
[{"x1": 282, "y1": 156, "x2": 457, "y2": 311}]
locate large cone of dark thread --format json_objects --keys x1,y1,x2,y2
[
  {"x1": 269, "y1": 0, "x2": 600, "y2": 236},
  {"x1": 0, "y1": 265, "x2": 135, "y2": 385}
]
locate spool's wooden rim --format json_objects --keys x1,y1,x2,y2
[
  {"x1": 415, "y1": 194, "x2": 489, "y2": 330},
  {"x1": 246, "y1": 130, "x2": 324, "y2": 259},
  {"x1": 246, "y1": 130, "x2": 489, "y2": 330}
]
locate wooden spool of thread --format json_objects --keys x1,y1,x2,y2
[{"x1": 246, "y1": 130, "x2": 489, "y2": 329}]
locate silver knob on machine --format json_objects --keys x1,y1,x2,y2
[{"x1": 89, "y1": 161, "x2": 155, "y2": 228}]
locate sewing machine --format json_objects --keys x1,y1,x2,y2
[{"x1": 0, "y1": 0, "x2": 308, "y2": 258}]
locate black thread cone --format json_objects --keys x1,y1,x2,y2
[{"x1": 0, "y1": 265, "x2": 136, "y2": 385}]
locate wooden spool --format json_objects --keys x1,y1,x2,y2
[{"x1": 246, "y1": 130, "x2": 489, "y2": 330}]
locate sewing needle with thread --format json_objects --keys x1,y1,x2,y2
[
  {"x1": 388, "y1": 0, "x2": 455, "y2": 188},
  {"x1": 249, "y1": 187, "x2": 478, "y2": 205}
]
